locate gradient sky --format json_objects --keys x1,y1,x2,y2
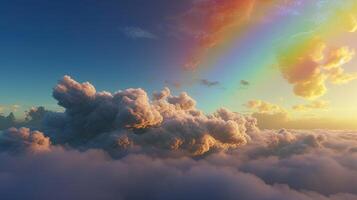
[
  {"x1": 1, "y1": 0, "x2": 357, "y2": 129},
  {"x1": 0, "y1": 0, "x2": 191, "y2": 108}
]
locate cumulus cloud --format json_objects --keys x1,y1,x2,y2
[
  {"x1": 25, "y1": 106, "x2": 50, "y2": 127},
  {"x1": 122, "y1": 26, "x2": 158, "y2": 39},
  {"x1": 277, "y1": 38, "x2": 324, "y2": 99},
  {"x1": 277, "y1": 37, "x2": 357, "y2": 99},
  {"x1": 48, "y1": 76, "x2": 257, "y2": 156},
  {"x1": 277, "y1": 1, "x2": 357, "y2": 101},
  {"x1": 0, "y1": 127, "x2": 51, "y2": 153},
  {"x1": 0, "y1": 105, "x2": 22, "y2": 129},
  {"x1": 0, "y1": 76, "x2": 357, "y2": 199}
]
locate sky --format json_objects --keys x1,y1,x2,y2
[
  {"x1": 1, "y1": 0, "x2": 357, "y2": 129},
  {"x1": 2, "y1": 1, "x2": 357, "y2": 200}
]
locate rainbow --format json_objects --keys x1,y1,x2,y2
[{"x1": 181, "y1": 0, "x2": 357, "y2": 108}]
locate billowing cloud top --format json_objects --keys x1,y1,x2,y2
[
  {"x1": 1, "y1": 76, "x2": 357, "y2": 200},
  {"x1": 50, "y1": 76, "x2": 257, "y2": 156}
]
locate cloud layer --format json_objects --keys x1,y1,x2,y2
[
  {"x1": 1, "y1": 128, "x2": 357, "y2": 200},
  {"x1": 0, "y1": 76, "x2": 357, "y2": 200}
]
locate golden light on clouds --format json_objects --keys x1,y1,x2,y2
[
  {"x1": 277, "y1": 39, "x2": 357, "y2": 99},
  {"x1": 245, "y1": 99, "x2": 286, "y2": 114},
  {"x1": 292, "y1": 100, "x2": 329, "y2": 112}
]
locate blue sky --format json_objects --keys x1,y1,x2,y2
[
  {"x1": 2, "y1": 0, "x2": 357, "y2": 128},
  {"x1": 0, "y1": 0, "x2": 195, "y2": 114}
]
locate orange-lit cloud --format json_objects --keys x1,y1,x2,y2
[
  {"x1": 277, "y1": 38, "x2": 326, "y2": 99},
  {"x1": 252, "y1": 112, "x2": 290, "y2": 129},
  {"x1": 292, "y1": 100, "x2": 329, "y2": 112},
  {"x1": 245, "y1": 99, "x2": 290, "y2": 129},
  {"x1": 255, "y1": 116, "x2": 357, "y2": 130},
  {"x1": 326, "y1": 67, "x2": 357, "y2": 84},
  {"x1": 245, "y1": 99, "x2": 286, "y2": 114},
  {"x1": 0, "y1": 76, "x2": 357, "y2": 200},
  {"x1": 50, "y1": 76, "x2": 258, "y2": 156},
  {"x1": 293, "y1": 73, "x2": 327, "y2": 100},
  {"x1": 277, "y1": 38, "x2": 356, "y2": 99},
  {"x1": 274, "y1": 0, "x2": 357, "y2": 99},
  {"x1": 244, "y1": 99, "x2": 357, "y2": 130},
  {"x1": 323, "y1": 47, "x2": 357, "y2": 84},
  {"x1": 323, "y1": 47, "x2": 354, "y2": 70}
]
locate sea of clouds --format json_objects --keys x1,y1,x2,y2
[{"x1": 0, "y1": 76, "x2": 357, "y2": 200}]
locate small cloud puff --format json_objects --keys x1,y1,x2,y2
[
  {"x1": 240, "y1": 80, "x2": 250, "y2": 86},
  {"x1": 122, "y1": 26, "x2": 158, "y2": 39},
  {"x1": 199, "y1": 79, "x2": 220, "y2": 87}
]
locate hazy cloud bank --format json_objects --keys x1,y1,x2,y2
[{"x1": 0, "y1": 76, "x2": 357, "y2": 200}]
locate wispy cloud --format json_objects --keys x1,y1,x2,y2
[
  {"x1": 199, "y1": 79, "x2": 220, "y2": 87},
  {"x1": 292, "y1": 100, "x2": 329, "y2": 111},
  {"x1": 122, "y1": 26, "x2": 158, "y2": 39}
]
